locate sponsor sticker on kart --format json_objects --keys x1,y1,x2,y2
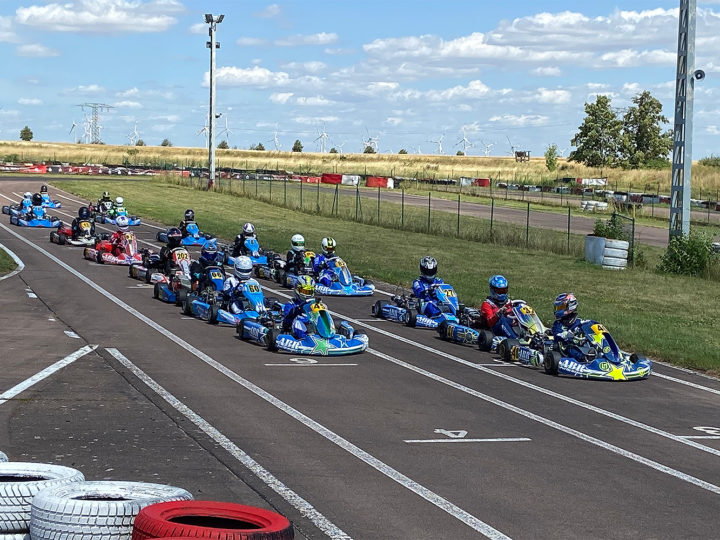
[
  {"x1": 560, "y1": 359, "x2": 590, "y2": 374},
  {"x1": 277, "y1": 337, "x2": 301, "y2": 350}
]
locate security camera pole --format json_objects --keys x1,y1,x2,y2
[{"x1": 205, "y1": 13, "x2": 224, "y2": 189}]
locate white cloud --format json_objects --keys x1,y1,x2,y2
[
  {"x1": 18, "y1": 98, "x2": 43, "y2": 105},
  {"x1": 462, "y1": 121, "x2": 481, "y2": 133},
  {"x1": 294, "y1": 116, "x2": 339, "y2": 124},
  {"x1": 16, "y1": 0, "x2": 183, "y2": 34},
  {"x1": 489, "y1": 114, "x2": 549, "y2": 127},
  {"x1": 269, "y1": 92, "x2": 294, "y2": 104},
  {"x1": 237, "y1": 37, "x2": 269, "y2": 47},
  {"x1": 600, "y1": 49, "x2": 675, "y2": 67},
  {"x1": 149, "y1": 114, "x2": 179, "y2": 122},
  {"x1": 0, "y1": 15, "x2": 19, "y2": 43},
  {"x1": 206, "y1": 66, "x2": 291, "y2": 88},
  {"x1": 280, "y1": 61, "x2": 327, "y2": 74},
  {"x1": 117, "y1": 87, "x2": 139, "y2": 98},
  {"x1": 706, "y1": 125, "x2": 720, "y2": 135},
  {"x1": 0, "y1": 109, "x2": 20, "y2": 117},
  {"x1": 188, "y1": 22, "x2": 205, "y2": 34},
  {"x1": 296, "y1": 96, "x2": 334, "y2": 106},
  {"x1": 275, "y1": 32, "x2": 338, "y2": 46},
  {"x1": 532, "y1": 66, "x2": 561, "y2": 76},
  {"x1": 535, "y1": 88, "x2": 571, "y2": 104},
  {"x1": 63, "y1": 84, "x2": 105, "y2": 95},
  {"x1": 254, "y1": 4, "x2": 281, "y2": 18},
  {"x1": 385, "y1": 117, "x2": 402, "y2": 126},
  {"x1": 114, "y1": 100, "x2": 142, "y2": 109},
  {"x1": 15, "y1": 43, "x2": 60, "y2": 57}
]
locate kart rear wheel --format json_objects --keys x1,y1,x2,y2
[
  {"x1": 404, "y1": 310, "x2": 417, "y2": 327},
  {"x1": 498, "y1": 338, "x2": 520, "y2": 363},
  {"x1": 96, "y1": 251, "x2": 104, "y2": 264},
  {"x1": 264, "y1": 328, "x2": 277, "y2": 351},
  {"x1": 477, "y1": 329, "x2": 494, "y2": 352},
  {"x1": 145, "y1": 268, "x2": 152, "y2": 284},
  {"x1": 544, "y1": 350, "x2": 561, "y2": 376},
  {"x1": 372, "y1": 300, "x2": 388, "y2": 318},
  {"x1": 153, "y1": 283, "x2": 160, "y2": 300}
]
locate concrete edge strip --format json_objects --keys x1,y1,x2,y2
[
  {"x1": 0, "y1": 345, "x2": 97, "y2": 405},
  {"x1": 0, "y1": 243, "x2": 25, "y2": 282},
  {"x1": 0, "y1": 222, "x2": 507, "y2": 540}
]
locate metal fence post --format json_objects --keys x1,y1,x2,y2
[
  {"x1": 284, "y1": 176, "x2": 287, "y2": 205},
  {"x1": 457, "y1": 193, "x2": 461, "y2": 236},
  {"x1": 567, "y1": 207, "x2": 571, "y2": 253},
  {"x1": 355, "y1": 185, "x2": 359, "y2": 221},
  {"x1": 242, "y1": 176, "x2": 246, "y2": 194},
  {"x1": 401, "y1": 188, "x2": 405, "y2": 226},
  {"x1": 526, "y1": 202, "x2": 530, "y2": 247},
  {"x1": 269, "y1": 178, "x2": 272, "y2": 201},
  {"x1": 316, "y1": 179, "x2": 320, "y2": 213},
  {"x1": 300, "y1": 179, "x2": 303, "y2": 209},
  {"x1": 255, "y1": 176, "x2": 258, "y2": 197},
  {"x1": 427, "y1": 192, "x2": 431, "y2": 232},
  {"x1": 377, "y1": 186, "x2": 380, "y2": 223},
  {"x1": 333, "y1": 184, "x2": 339, "y2": 215},
  {"x1": 490, "y1": 198, "x2": 494, "y2": 231}
]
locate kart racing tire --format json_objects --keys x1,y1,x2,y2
[
  {"x1": 29, "y1": 481, "x2": 192, "y2": 540},
  {"x1": 371, "y1": 300, "x2": 388, "y2": 318},
  {"x1": 58, "y1": 233, "x2": 67, "y2": 245},
  {"x1": 206, "y1": 303, "x2": 219, "y2": 325},
  {"x1": 181, "y1": 296, "x2": 193, "y2": 316},
  {"x1": 96, "y1": 251, "x2": 104, "y2": 264},
  {"x1": 630, "y1": 352, "x2": 648, "y2": 364},
  {"x1": 498, "y1": 339, "x2": 520, "y2": 363},
  {"x1": 131, "y1": 500, "x2": 293, "y2": 540},
  {"x1": 263, "y1": 297, "x2": 280, "y2": 309},
  {"x1": 604, "y1": 239, "x2": 629, "y2": 250},
  {"x1": 601, "y1": 256, "x2": 627, "y2": 269},
  {"x1": 264, "y1": 328, "x2": 278, "y2": 351},
  {"x1": 404, "y1": 311, "x2": 417, "y2": 328},
  {"x1": 477, "y1": 330, "x2": 495, "y2": 352},
  {"x1": 0, "y1": 451, "x2": 7, "y2": 462},
  {"x1": 437, "y1": 321, "x2": 449, "y2": 341},
  {"x1": 237, "y1": 319, "x2": 250, "y2": 340},
  {"x1": 1, "y1": 206, "x2": 8, "y2": 215},
  {"x1": 0, "y1": 534, "x2": 30, "y2": 539},
  {"x1": 0, "y1": 462, "x2": 84, "y2": 533},
  {"x1": 153, "y1": 283, "x2": 161, "y2": 300},
  {"x1": 544, "y1": 351, "x2": 561, "y2": 376},
  {"x1": 603, "y1": 247, "x2": 628, "y2": 259}
]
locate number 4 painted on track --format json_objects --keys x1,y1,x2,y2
[
  {"x1": 693, "y1": 426, "x2": 720, "y2": 436},
  {"x1": 434, "y1": 429, "x2": 467, "y2": 439}
]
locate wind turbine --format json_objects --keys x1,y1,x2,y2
[
  {"x1": 336, "y1": 142, "x2": 346, "y2": 154},
  {"x1": 416, "y1": 144, "x2": 422, "y2": 155},
  {"x1": 558, "y1": 147, "x2": 568, "y2": 158},
  {"x1": 314, "y1": 124, "x2": 329, "y2": 153},
  {"x1": 506, "y1": 135, "x2": 516, "y2": 157},
  {"x1": 268, "y1": 125, "x2": 282, "y2": 151},
  {"x1": 197, "y1": 119, "x2": 209, "y2": 147},
  {"x1": 81, "y1": 116, "x2": 92, "y2": 144},
  {"x1": 428, "y1": 134, "x2": 444, "y2": 155},
  {"x1": 218, "y1": 115, "x2": 232, "y2": 146},
  {"x1": 69, "y1": 121, "x2": 77, "y2": 142},
  {"x1": 455, "y1": 128, "x2": 473, "y2": 155},
  {"x1": 127, "y1": 122, "x2": 140, "y2": 145},
  {"x1": 362, "y1": 128, "x2": 379, "y2": 152},
  {"x1": 480, "y1": 139, "x2": 495, "y2": 157}
]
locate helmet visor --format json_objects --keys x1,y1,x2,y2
[{"x1": 492, "y1": 286, "x2": 508, "y2": 296}]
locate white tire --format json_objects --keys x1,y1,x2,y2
[
  {"x1": 604, "y1": 239, "x2": 629, "y2": 250},
  {"x1": 0, "y1": 463, "x2": 84, "y2": 533},
  {"x1": 602, "y1": 256, "x2": 628, "y2": 268},
  {"x1": 602, "y1": 265, "x2": 625, "y2": 271},
  {"x1": 29, "y1": 480, "x2": 193, "y2": 540},
  {"x1": 0, "y1": 452, "x2": 7, "y2": 463},
  {"x1": 0, "y1": 534, "x2": 31, "y2": 540},
  {"x1": 603, "y1": 248, "x2": 628, "y2": 259}
]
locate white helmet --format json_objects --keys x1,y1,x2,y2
[
  {"x1": 115, "y1": 196, "x2": 124, "y2": 206},
  {"x1": 321, "y1": 237, "x2": 336, "y2": 256},
  {"x1": 291, "y1": 234, "x2": 305, "y2": 252},
  {"x1": 242, "y1": 222, "x2": 255, "y2": 236},
  {"x1": 116, "y1": 215, "x2": 130, "y2": 231},
  {"x1": 234, "y1": 256, "x2": 253, "y2": 280},
  {"x1": 23, "y1": 192, "x2": 32, "y2": 199}
]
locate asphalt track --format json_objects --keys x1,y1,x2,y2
[{"x1": 1, "y1": 178, "x2": 720, "y2": 539}]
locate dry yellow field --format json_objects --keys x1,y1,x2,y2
[{"x1": 2, "y1": 139, "x2": 720, "y2": 196}]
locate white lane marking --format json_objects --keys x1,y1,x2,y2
[
  {"x1": 2, "y1": 225, "x2": 507, "y2": 540},
  {"x1": 652, "y1": 372, "x2": 720, "y2": 396},
  {"x1": 266, "y1": 287, "x2": 720, "y2": 458},
  {"x1": 374, "y1": 289, "x2": 393, "y2": 296},
  {"x1": 653, "y1": 360, "x2": 720, "y2": 382},
  {"x1": 404, "y1": 438, "x2": 531, "y2": 444},
  {"x1": 25, "y1": 288, "x2": 37, "y2": 299},
  {"x1": 64, "y1": 330, "x2": 80, "y2": 339},
  {"x1": 366, "y1": 347, "x2": 720, "y2": 496},
  {"x1": 52, "y1": 192, "x2": 89, "y2": 205},
  {"x1": 0, "y1": 243, "x2": 25, "y2": 282},
  {"x1": 680, "y1": 436, "x2": 720, "y2": 440},
  {"x1": 106, "y1": 348, "x2": 351, "y2": 540},
  {"x1": 264, "y1": 363, "x2": 358, "y2": 367},
  {"x1": 0, "y1": 345, "x2": 97, "y2": 406},
  {"x1": 0, "y1": 193, "x2": 18, "y2": 203}
]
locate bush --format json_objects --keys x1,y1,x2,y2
[
  {"x1": 699, "y1": 154, "x2": 720, "y2": 167},
  {"x1": 658, "y1": 231, "x2": 718, "y2": 277},
  {"x1": 593, "y1": 214, "x2": 627, "y2": 240}
]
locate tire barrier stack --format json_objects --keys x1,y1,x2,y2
[
  {"x1": 580, "y1": 200, "x2": 609, "y2": 212},
  {"x1": 601, "y1": 239, "x2": 629, "y2": 271}
]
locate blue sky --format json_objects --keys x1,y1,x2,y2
[{"x1": 1, "y1": 0, "x2": 720, "y2": 158}]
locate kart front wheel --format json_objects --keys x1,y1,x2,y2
[
  {"x1": 544, "y1": 351, "x2": 561, "y2": 376},
  {"x1": 630, "y1": 352, "x2": 648, "y2": 364},
  {"x1": 372, "y1": 300, "x2": 388, "y2": 318},
  {"x1": 181, "y1": 296, "x2": 193, "y2": 316},
  {"x1": 58, "y1": 233, "x2": 66, "y2": 245},
  {"x1": 404, "y1": 310, "x2": 417, "y2": 328},
  {"x1": 477, "y1": 330, "x2": 494, "y2": 352},
  {"x1": 206, "y1": 303, "x2": 219, "y2": 325},
  {"x1": 237, "y1": 318, "x2": 249, "y2": 340},
  {"x1": 437, "y1": 321, "x2": 449, "y2": 340},
  {"x1": 498, "y1": 338, "x2": 520, "y2": 363},
  {"x1": 96, "y1": 251, "x2": 104, "y2": 264},
  {"x1": 264, "y1": 328, "x2": 277, "y2": 351},
  {"x1": 153, "y1": 283, "x2": 160, "y2": 300}
]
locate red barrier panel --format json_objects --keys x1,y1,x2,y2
[
  {"x1": 472, "y1": 178, "x2": 490, "y2": 187},
  {"x1": 321, "y1": 173, "x2": 342, "y2": 184},
  {"x1": 303, "y1": 176, "x2": 320, "y2": 184},
  {"x1": 366, "y1": 176, "x2": 388, "y2": 188},
  {"x1": 19, "y1": 164, "x2": 47, "y2": 174}
]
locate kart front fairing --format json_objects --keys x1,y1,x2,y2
[
  {"x1": 315, "y1": 258, "x2": 375, "y2": 296},
  {"x1": 40, "y1": 194, "x2": 62, "y2": 208},
  {"x1": 10, "y1": 206, "x2": 60, "y2": 227}
]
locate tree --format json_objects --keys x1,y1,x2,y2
[
  {"x1": 363, "y1": 145, "x2": 376, "y2": 154},
  {"x1": 250, "y1": 142, "x2": 265, "y2": 151},
  {"x1": 619, "y1": 90, "x2": 672, "y2": 169},
  {"x1": 292, "y1": 139, "x2": 303, "y2": 152},
  {"x1": 160, "y1": 138, "x2": 172, "y2": 147},
  {"x1": 20, "y1": 126, "x2": 33, "y2": 141},
  {"x1": 569, "y1": 95, "x2": 622, "y2": 170},
  {"x1": 545, "y1": 144, "x2": 558, "y2": 172},
  {"x1": 135, "y1": 139, "x2": 145, "y2": 146},
  {"x1": 398, "y1": 149, "x2": 408, "y2": 154},
  {"x1": 329, "y1": 147, "x2": 338, "y2": 154},
  {"x1": 217, "y1": 140, "x2": 229, "y2": 149},
  {"x1": 456, "y1": 150, "x2": 465, "y2": 156}
]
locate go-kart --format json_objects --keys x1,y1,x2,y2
[
  {"x1": 538, "y1": 321, "x2": 652, "y2": 381},
  {"x1": 314, "y1": 257, "x2": 374, "y2": 296},
  {"x1": 255, "y1": 251, "x2": 315, "y2": 289},
  {"x1": 221, "y1": 237, "x2": 268, "y2": 267},
  {"x1": 40, "y1": 193, "x2": 62, "y2": 208},
  {"x1": 157, "y1": 223, "x2": 215, "y2": 247},
  {"x1": 50, "y1": 220, "x2": 97, "y2": 247},
  {"x1": 237, "y1": 298, "x2": 368, "y2": 355},
  {"x1": 2, "y1": 203, "x2": 24, "y2": 216},
  {"x1": 90, "y1": 201, "x2": 141, "y2": 226},
  {"x1": 7, "y1": 205, "x2": 61, "y2": 228},
  {"x1": 128, "y1": 247, "x2": 192, "y2": 302},
  {"x1": 83, "y1": 231, "x2": 143, "y2": 265},
  {"x1": 183, "y1": 276, "x2": 282, "y2": 326},
  {"x1": 371, "y1": 283, "x2": 460, "y2": 329}
]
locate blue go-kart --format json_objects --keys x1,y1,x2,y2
[
  {"x1": 238, "y1": 298, "x2": 369, "y2": 355},
  {"x1": 150, "y1": 255, "x2": 193, "y2": 305},
  {"x1": 157, "y1": 223, "x2": 215, "y2": 247},
  {"x1": 40, "y1": 193, "x2": 62, "y2": 208},
  {"x1": 371, "y1": 283, "x2": 461, "y2": 329},
  {"x1": 315, "y1": 257, "x2": 375, "y2": 297},
  {"x1": 222, "y1": 237, "x2": 268, "y2": 267},
  {"x1": 7, "y1": 205, "x2": 61, "y2": 228},
  {"x1": 255, "y1": 251, "x2": 315, "y2": 289},
  {"x1": 103, "y1": 209, "x2": 141, "y2": 226}
]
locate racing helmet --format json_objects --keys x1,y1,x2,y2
[
  {"x1": 291, "y1": 234, "x2": 305, "y2": 252},
  {"x1": 419, "y1": 256, "x2": 438, "y2": 283},
  {"x1": 233, "y1": 256, "x2": 253, "y2": 281},
  {"x1": 489, "y1": 275, "x2": 509, "y2": 304},
  {"x1": 554, "y1": 293, "x2": 578, "y2": 325},
  {"x1": 321, "y1": 237, "x2": 336, "y2": 256},
  {"x1": 115, "y1": 196, "x2": 124, "y2": 206},
  {"x1": 102, "y1": 191, "x2": 110, "y2": 199},
  {"x1": 242, "y1": 222, "x2": 256, "y2": 237},
  {"x1": 41, "y1": 185, "x2": 48, "y2": 193},
  {"x1": 294, "y1": 275, "x2": 316, "y2": 302},
  {"x1": 184, "y1": 209, "x2": 195, "y2": 222},
  {"x1": 115, "y1": 215, "x2": 130, "y2": 231},
  {"x1": 23, "y1": 192, "x2": 32, "y2": 199},
  {"x1": 32, "y1": 193, "x2": 42, "y2": 206},
  {"x1": 200, "y1": 244, "x2": 221, "y2": 265},
  {"x1": 78, "y1": 206, "x2": 90, "y2": 219},
  {"x1": 166, "y1": 227, "x2": 182, "y2": 248}
]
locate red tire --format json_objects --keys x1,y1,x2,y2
[{"x1": 132, "y1": 501, "x2": 294, "y2": 540}]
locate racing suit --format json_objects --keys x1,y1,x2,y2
[
  {"x1": 312, "y1": 253, "x2": 338, "y2": 286},
  {"x1": 41, "y1": 193, "x2": 53, "y2": 206},
  {"x1": 552, "y1": 318, "x2": 587, "y2": 362},
  {"x1": 222, "y1": 275, "x2": 249, "y2": 314},
  {"x1": 285, "y1": 249, "x2": 310, "y2": 276},
  {"x1": 281, "y1": 298, "x2": 308, "y2": 332},
  {"x1": 179, "y1": 220, "x2": 197, "y2": 238},
  {"x1": 21, "y1": 199, "x2": 32, "y2": 212},
  {"x1": 158, "y1": 246, "x2": 187, "y2": 275},
  {"x1": 71, "y1": 218, "x2": 95, "y2": 239},
  {"x1": 108, "y1": 230, "x2": 126, "y2": 256},
  {"x1": 412, "y1": 277, "x2": 445, "y2": 318},
  {"x1": 480, "y1": 297, "x2": 517, "y2": 338},
  {"x1": 231, "y1": 234, "x2": 259, "y2": 257}
]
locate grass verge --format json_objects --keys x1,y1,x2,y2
[
  {"x1": 52, "y1": 177, "x2": 720, "y2": 374},
  {"x1": 0, "y1": 247, "x2": 17, "y2": 275}
]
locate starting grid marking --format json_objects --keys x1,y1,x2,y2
[{"x1": 404, "y1": 438, "x2": 531, "y2": 444}]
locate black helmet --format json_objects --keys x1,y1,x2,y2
[
  {"x1": 78, "y1": 206, "x2": 90, "y2": 219},
  {"x1": 184, "y1": 209, "x2": 195, "y2": 222},
  {"x1": 167, "y1": 227, "x2": 182, "y2": 248},
  {"x1": 419, "y1": 256, "x2": 438, "y2": 283},
  {"x1": 41, "y1": 185, "x2": 48, "y2": 193},
  {"x1": 32, "y1": 193, "x2": 42, "y2": 206}
]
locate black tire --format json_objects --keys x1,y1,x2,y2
[
  {"x1": 544, "y1": 350, "x2": 561, "y2": 376},
  {"x1": 498, "y1": 338, "x2": 520, "y2": 363},
  {"x1": 630, "y1": 352, "x2": 648, "y2": 363},
  {"x1": 263, "y1": 296, "x2": 279, "y2": 309},
  {"x1": 237, "y1": 318, "x2": 249, "y2": 340},
  {"x1": 174, "y1": 287, "x2": 185, "y2": 307},
  {"x1": 206, "y1": 303, "x2": 219, "y2": 325},
  {"x1": 477, "y1": 330, "x2": 494, "y2": 352},
  {"x1": 153, "y1": 283, "x2": 160, "y2": 299},
  {"x1": 264, "y1": 328, "x2": 277, "y2": 351},
  {"x1": 0, "y1": 451, "x2": 7, "y2": 463},
  {"x1": 181, "y1": 295, "x2": 193, "y2": 316},
  {"x1": 437, "y1": 320, "x2": 449, "y2": 340},
  {"x1": 404, "y1": 310, "x2": 417, "y2": 327},
  {"x1": 95, "y1": 251, "x2": 103, "y2": 264},
  {"x1": 58, "y1": 233, "x2": 67, "y2": 245},
  {"x1": 372, "y1": 300, "x2": 388, "y2": 318},
  {"x1": 145, "y1": 268, "x2": 152, "y2": 284}
]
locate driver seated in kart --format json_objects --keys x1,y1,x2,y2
[
  {"x1": 222, "y1": 257, "x2": 254, "y2": 314},
  {"x1": 157, "y1": 227, "x2": 184, "y2": 274},
  {"x1": 99, "y1": 191, "x2": 112, "y2": 205},
  {"x1": 551, "y1": 293, "x2": 587, "y2": 362},
  {"x1": 178, "y1": 209, "x2": 196, "y2": 238},
  {"x1": 29, "y1": 193, "x2": 44, "y2": 217},
  {"x1": 21, "y1": 192, "x2": 33, "y2": 211},
  {"x1": 107, "y1": 215, "x2": 131, "y2": 256},
  {"x1": 190, "y1": 244, "x2": 224, "y2": 289},
  {"x1": 71, "y1": 207, "x2": 95, "y2": 239},
  {"x1": 480, "y1": 275, "x2": 518, "y2": 338},
  {"x1": 108, "y1": 196, "x2": 125, "y2": 218},
  {"x1": 312, "y1": 237, "x2": 338, "y2": 286},
  {"x1": 285, "y1": 234, "x2": 309, "y2": 276},
  {"x1": 231, "y1": 222, "x2": 259, "y2": 257},
  {"x1": 281, "y1": 275, "x2": 316, "y2": 333},
  {"x1": 412, "y1": 256, "x2": 445, "y2": 318},
  {"x1": 40, "y1": 185, "x2": 50, "y2": 201}
]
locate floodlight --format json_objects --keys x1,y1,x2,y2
[
  {"x1": 204, "y1": 14, "x2": 213, "y2": 23},
  {"x1": 217, "y1": 14, "x2": 224, "y2": 23}
]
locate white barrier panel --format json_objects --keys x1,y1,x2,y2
[{"x1": 341, "y1": 175, "x2": 360, "y2": 186}]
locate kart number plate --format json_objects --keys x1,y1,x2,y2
[
  {"x1": 210, "y1": 271, "x2": 223, "y2": 279},
  {"x1": 248, "y1": 284, "x2": 261, "y2": 293},
  {"x1": 80, "y1": 222, "x2": 92, "y2": 230},
  {"x1": 174, "y1": 251, "x2": 190, "y2": 261}
]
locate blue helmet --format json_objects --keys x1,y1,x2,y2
[
  {"x1": 554, "y1": 293, "x2": 578, "y2": 324},
  {"x1": 200, "y1": 244, "x2": 220, "y2": 265},
  {"x1": 489, "y1": 275, "x2": 508, "y2": 303}
]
